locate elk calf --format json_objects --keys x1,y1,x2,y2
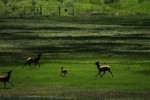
[
  {"x1": 0, "y1": 70, "x2": 14, "y2": 88},
  {"x1": 60, "y1": 67, "x2": 67, "y2": 76},
  {"x1": 95, "y1": 61, "x2": 113, "y2": 77}
]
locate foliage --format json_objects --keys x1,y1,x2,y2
[
  {"x1": 0, "y1": 0, "x2": 150, "y2": 16},
  {"x1": 31, "y1": 0, "x2": 36, "y2": 6},
  {"x1": 1, "y1": 0, "x2": 8, "y2": 5},
  {"x1": 104, "y1": 0, "x2": 120, "y2": 4},
  {"x1": 138, "y1": 0, "x2": 149, "y2": 3},
  {"x1": 57, "y1": 0, "x2": 64, "y2": 3},
  {"x1": 89, "y1": 0, "x2": 102, "y2": 5}
]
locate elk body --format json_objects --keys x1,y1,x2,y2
[
  {"x1": 60, "y1": 67, "x2": 67, "y2": 76},
  {"x1": 95, "y1": 61, "x2": 113, "y2": 77},
  {"x1": 22, "y1": 53, "x2": 42, "y2": 68},
  {"x1": 0, "y1": 70, "x2": 14, "y2": 88}
]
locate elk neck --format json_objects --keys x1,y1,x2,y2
[
  {"x1": 37, "y1": 54, "x2": 41, "y2": 60},
  {"x1": 7, "y1": 71, "x2": 11, "y2": 79},
  {"x1": 96, "y1": 63, "x2": 100, "y2": 69}
]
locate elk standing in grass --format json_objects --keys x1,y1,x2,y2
[
  {"x1": 22, "y1": 53, "x2": 42, "y2": 68},
  {"x1": 0, "y1": 70, "x2": 14, "y2": 88},
  {"x1": 95, "y1": 61, "x2": 113, "y2": 77},
  {"x1": 60, "y1": 67, "x2": 67, "y2": 76}
]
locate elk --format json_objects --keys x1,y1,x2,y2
[
  {"x1": 95, "y1": 61, "x2": 113, "y2": 77},
  {"x1": 22, "y1": 53, "x2": 42, "y2": 68},
  {"x1": 0, "y1": 70, "x2": 14, "y2": 88},
  {"x1": 60, "y1": 67, "x2": 67, "y2": 76}
]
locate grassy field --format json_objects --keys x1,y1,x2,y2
[{"x1": 0, "y1": 16, "x2": 150, "y2": 100}]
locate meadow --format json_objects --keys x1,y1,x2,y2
[{"x1": 0, "y1": 16, "x2": 150, "y2": 100}]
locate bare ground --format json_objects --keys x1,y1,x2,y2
[{"x1": 0, "y1": 88, "x2": 149, "y2": 100}]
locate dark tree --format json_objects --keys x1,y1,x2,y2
[
  {"x1": 57, "y1": 0, "x2": 64, "y2": 3},
  {"x1": 1, "y1": 0, "x2": 9, "y2": 14},
  {"x1": 104, "y1": 0, "x2": 120, "y2": 4},
  {"x1": 138, "y1": 0, "x2": 147, "y2": 3},
  {"x1": 31, "y1": 0, "x2": 36, "y2": 15},
  {"x1": 31, "y1": 0, "x2": 36, "y2": 6}
]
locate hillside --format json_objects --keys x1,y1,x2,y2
[{"x1": 0, "y1": 0, "x2": 150, "y2": 16}]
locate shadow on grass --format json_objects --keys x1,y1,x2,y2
[
  {"x1": 135, "y1": 70, "x2": 150, "y2": 75},
  {"x1": 0, "y1": 87, "x2": 11, "y2": 89},
  {"x1": 0, "y1": 90, "x2": 148, "y2": 100},
  {"x1": 0, "y1": 97, "x2": 72, "y2": 100},
  {"x1": 0, "y1": 24, "x2": 81, "y2": 31}
]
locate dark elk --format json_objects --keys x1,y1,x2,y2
[
  {"x1": 0, "y1": 70, "x2": 14, "y2": 88},
  {"x1": 60, "y1": 67, "x2": 67, "y2": 76},
  {"x1": 22, "y1": 53, "x2": 42, "y2": 68},
  {"x1": 95, "y1": 61, "x2": 113, "y2": 77}
]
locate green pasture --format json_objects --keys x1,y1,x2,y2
[{"x1": 0, "y1": 16, "x2": 150, "y2": 100}]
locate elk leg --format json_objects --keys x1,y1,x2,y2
[
  {"x1": 37, "y1": 62, "x2": 40, "y2": 67},
  {"x1": 35, "y1": 62, "x2": 40, "y2": 67},
  {"x1": 35, "y1": 62, "x2": 37, "y2": 67},
  {"x1": 101, "y1": 71, "x2": 105, "y2": 77},
  {"x1": 8, "y1": 82, "x2": 14, "y2": 86},
  {"x1": 108, "y1": 70, "x2": 113, "y2": 77},
  {"x1": 65, "y1": 72, "x2": 67, "y2": 76},
  {"x1": 96, "y1": 72, "x2": 100, "y2": 77},
  {"x1": 28, "y1": 63, "x2": 32, "y2": 68},
  {"x1": 4, "y1": 82, "x2": 6, "y2": 88},
  {"x1": 22, "y1": 62, "x2": 28, "y2": 68}
]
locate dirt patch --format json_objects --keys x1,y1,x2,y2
[{"x1": 0, "y1": 88, "x2": 149, "y2": 100}]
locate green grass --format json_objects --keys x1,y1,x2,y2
[
  {"x1": 0, "y1": 16, "x2": 150, "y2": 99},
  {"x1": 0, "y1": 63, "x2": 149, "y2": 99}
]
